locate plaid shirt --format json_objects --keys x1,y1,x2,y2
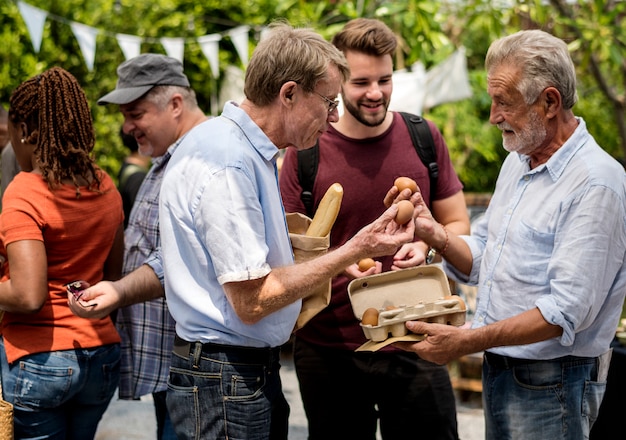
[{"x1": 116, "y1": 140, "x2": 181, "y2": 399}]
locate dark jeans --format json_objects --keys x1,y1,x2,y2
[
  {"x1": 294, "y1": 337, "x2": 459, "y2": 440},
  {"x1": 166, "y1": 338, "x2": 289, "y2": 440}
]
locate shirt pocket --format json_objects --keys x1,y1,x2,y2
[{"x1": 506, "y1": 219, "x2": 555, "y2": 284}]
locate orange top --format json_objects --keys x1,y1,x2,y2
[{"x1": 0, "y1": 171, "x2": 123, "y2": 363}]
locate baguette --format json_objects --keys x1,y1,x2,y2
[{"x1": 305, "y1": 183, "x2": 344, "y2": 237}]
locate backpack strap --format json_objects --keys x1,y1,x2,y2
[
  {"x1": 296, "y1": 113, "x2": 439, "y2": 216},
  {"x1": 399, "y1": 112, "x2": 439, "y2": 203},
  {"x1": 297, "y1": 142, "x2": 319, "y2": 218}
]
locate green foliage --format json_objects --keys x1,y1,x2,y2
[
  {"x1": 2, "y1": 0, "x2": 624, "y2": 193},
  {"x1": 425, "y1": 70, "x2": 506, "y2": 193}
]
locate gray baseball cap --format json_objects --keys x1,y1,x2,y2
[{"x1": 98, "y1": 53, "x2": 190, "y2": 105}]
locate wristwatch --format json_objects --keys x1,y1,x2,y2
[{"x1": 426, "y1": 247, "x2": 436, "y2": 265}]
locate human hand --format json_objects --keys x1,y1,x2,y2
[
  {"x1": 349, "y1": 203, "x2": 415, "y2": 260},
  {"x1": 383, "y1": 186, "x2": 413, "y2": 208},
  {"x1": 344, "y1": 260, "x2": 382, "y2": 279},
  {"x1": 394, "y1": 320, "x2": 470, "y2": 365},
  {"x1": 68, "y1": 280, "x2": 122, "y2": 319},
  {"x1": 391, "y1": 242, "x2": 428, "y2": 270}
]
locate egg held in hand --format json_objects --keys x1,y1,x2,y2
[
  {"x1": 357, "y1": 258, "x2": 376, "y2": 271},
  {"x1": 394, "y1": 176, "x2": 418, "y2": 194},
  {"x1": 394, "y1": 200, "x2": 414, "y2": 225}
]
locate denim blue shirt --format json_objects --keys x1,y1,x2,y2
[
  {"x1": 160, "y1": 101, "x2": 298, "y2": 347},
  {"x1": 446, "y1": 118, "x2": 626, "y2": 359}
]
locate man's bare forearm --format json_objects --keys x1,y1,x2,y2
[{"x1": 115, "y1": 264, "x2": 165, "y2": 307}]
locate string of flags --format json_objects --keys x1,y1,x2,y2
[
  {"x1": 15, "y1": 0, "x2": 256, "y2": 74},
  {"x1": 14, "y1": 0, "x2": 472, "y2": 113}
]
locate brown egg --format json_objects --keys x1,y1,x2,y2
[
  {"x1": 394, "y1": 176, "x2": 418, "y2": 194},
  {"x1": 361, "y1": 307, "x2": 380, "y2": 326},
  {"x1": 394, "y1": 200, "x2": 414, "y2": 225},
  {"x1": 444, "y1": 295, "x2": 466, "y2": 311},
  {"x1": 357, "y1": 258, "x2": 376, "y2": 271}
]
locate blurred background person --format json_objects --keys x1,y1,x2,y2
[
  {"x1": 117, "y1": 127, "x2": 150, "y2": 229},
  {"x1": 0, "y1": 104, "x2": 20, "y2": 212}
]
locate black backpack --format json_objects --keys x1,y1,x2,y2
[{"x1": 297, "y1": 112, "x2": 439, "y2": 218}]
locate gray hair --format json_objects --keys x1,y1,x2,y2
[
  {"x1": 144, "y1": 85, "x2": 199, "y2": 110},
  {"x1": 244, "y1": 22, "x2": 350, "y2": 106},
  {"x1": 485, "y1": 29, "x2": 578, "y2": 109}
]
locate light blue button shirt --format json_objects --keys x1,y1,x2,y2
[
  {"x1": 159, "y1": 101, "x2": 298, "y2": 348},
  {"x1": 446, "y1": 118, "x2": 626, "y2": 359}
]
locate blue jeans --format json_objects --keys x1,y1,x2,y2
[
  {"x1": 482, "y1": 352, "x2": 607, "y2": 440},
  {"x1": 0, "y1": 338, "x2": 120, "y2": 440},
  {"x1": 166, "y1": 338, "x2": 289, "y2": 440}
]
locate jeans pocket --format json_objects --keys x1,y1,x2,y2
[
  {"x1": 95, "y1": 344, "x2": 121, "y2": 403},
  {"x1": 15, "y1": 360, "x2": 73, "y2": 409},
  {"x1": 583, "y1": 380, "x2": 606, "y2": 425}
]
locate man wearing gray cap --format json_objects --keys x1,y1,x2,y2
[{"x1": 77, "y1": 53, "x2": 207, "y2": 440}]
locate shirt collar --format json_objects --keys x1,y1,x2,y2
[
  {"x1": 221, "y1": 101, "x2": 281, "y2": 162},
  {"x1": 518, "y1": 117, "x2": 587, "y2": 182}
]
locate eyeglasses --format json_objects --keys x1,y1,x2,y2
[{"x1": 313, "y1": 91, "x2": 340, "y2": 114}]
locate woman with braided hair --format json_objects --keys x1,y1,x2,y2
[{"x1": 0, "y1": 66, "x2": 124, "y2": 439}]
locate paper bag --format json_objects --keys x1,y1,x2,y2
[
  {"x1": 286, "y1": 213, "x2": 331, "y2": 332},
  {"x1": 0, "y1": 312, "x2": 13, "y2": 440}
]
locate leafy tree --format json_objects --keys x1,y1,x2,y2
[{"x1": 2, "y1": 0, "x2": 623, "y2": 193}]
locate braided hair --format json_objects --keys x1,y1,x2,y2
[{"x1": 8, "y1": 66, "x2": 102, "y2": 196}]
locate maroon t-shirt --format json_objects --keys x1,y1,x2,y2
[{"x1": 279, "y1": 112, "x2": 463, "y2": 350}]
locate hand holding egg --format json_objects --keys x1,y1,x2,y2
[
  {"x1": 357, "y1": 258, "x2": 376, "y2": 271},
  {"x1": 394, "y1": 177, "x2": 418, "y2": 194},
  {"x1": 384, "y1": 177, "x2": 418, "y2": 208},
  {"x1": 394, "y1": 200, "x2": 414, "y2": 225}
]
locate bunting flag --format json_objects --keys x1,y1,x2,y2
[
  {"x1": 13, "y1": 0, "x2": 472, "y2": 106},
  {"x1": 70, "y1": 21, "x2": 99, "y2": 71},
  {"x1": 116, "y1": 33, "x2": 142, "y2": 60},
  {"x1": 17, "y1": 1, "x2": 46, "y2": 53},
  {"x1": 14, "y1": 0, "x2": 255, "y2": 74},
  {"x1": 160, "y1": 37, "x2": 185, "y2": 63},
  {"x1": 228, "y1": 25, "x2": 250, "y2": 66},
  {"x1": 198, "y1": 34, "x2": 222, "y2": 78}
]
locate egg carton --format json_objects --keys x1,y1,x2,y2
[{"x1": 348, "y1": 265, "x2": 466, "y2": 344}]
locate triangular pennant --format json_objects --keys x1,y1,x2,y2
[
  {"x1": 70, "y1": 21, "x2": 99, "y2": 71},
  {"x1": 259, "y1": 26, "x2": 270, "y2": 41},
  {"x1": 160, "y1": 37, "x2": 184, "y2": 63},
  {"x1": 116, "y1": 33, "x2": 142, "y2": 60},
  {"x1": 198, "y1": 34, "x2": 221, "y2": 78},
  {"x1": 17, "y1": 1, "x2": 47, "y2": 53},
  {"x1": 228, "y1": 25, "x2": 250, "y2": 66}
]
